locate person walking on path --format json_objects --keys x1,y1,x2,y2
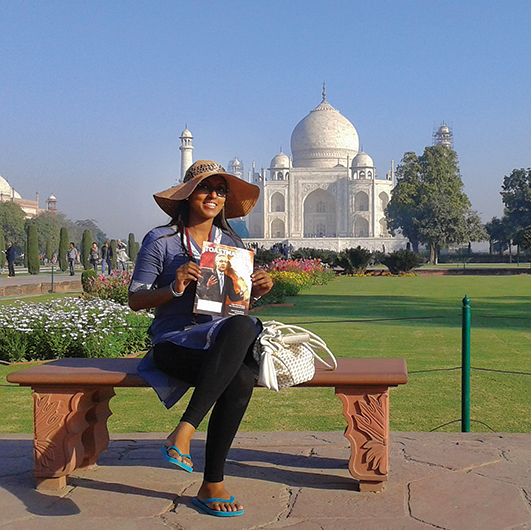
[
  {"x1": 89, "y1": 243, "x2": 100, "y2": 271},
  {"x1": 116, "y1": 239, "x2": 128, "y2": 272},
  {"x1": 101, "y1": 241, "x2": 113, "y2": 275},
  {"x1": 67, "y1": 242, "x2": 78, "y2": 276},
  {"x1": 129, "y1": 160, "x2": 272, "y2": 517},
  {"x1": 6, "y1": 243, "x2": 16, "y2": 277}
]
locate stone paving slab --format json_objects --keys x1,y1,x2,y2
[{"x1": 0, "y1": 432, "x2": 530, "y2": 530}]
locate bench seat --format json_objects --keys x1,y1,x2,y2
[{"x1": 8, "y1": 357, "x2": 407, "y2": 492}]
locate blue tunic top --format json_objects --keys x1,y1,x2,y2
[{"x1": 130, "y1": 225, "x2": 260, "y2": 408}]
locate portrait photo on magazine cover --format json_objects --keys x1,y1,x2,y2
[{"x1": 194, "y1": 242, "x2": 254, "y2": 317}]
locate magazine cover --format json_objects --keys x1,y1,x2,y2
[{"x1": 194, "y1": 242, "x2": 254, "y2": 317}]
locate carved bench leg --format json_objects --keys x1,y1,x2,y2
[
  {"x1": 335, "y1": 385, "x2": 389, "y2": 492},
  {"x1": 81, "y1": 386, "x2": 115, "y2": 469},
  {"x1": 31, "y1": 385, "x2": 115, "y2": 490}
]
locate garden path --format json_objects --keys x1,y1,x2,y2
[{"x1": 0, "y1": 431, "x2": 530, "y2": 529}]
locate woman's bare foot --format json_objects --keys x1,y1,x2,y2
[
  {"x1": 165, "y1": 421, "x2": 195, "y2": 469},
  {"x1": 197, "y1": 480, "x2": 243, "y2": 513}
]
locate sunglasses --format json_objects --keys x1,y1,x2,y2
[{"x1": 195, "y1": 182, "x2": 229, "y2": 198}]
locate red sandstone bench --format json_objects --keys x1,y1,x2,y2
[{"x1": 7, "y1": 357, "x2": 407, "y2": 492}]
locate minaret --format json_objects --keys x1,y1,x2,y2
[
  {"x1": 433, "y1": 123, "x2": 453, "y2": 149},
  {"x1": 179, "y1": 126, "x2": 194, "y2": 182}
]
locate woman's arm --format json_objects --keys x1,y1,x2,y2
[
  {"x1": 128, "y1": 285, "x2": 176, "y2": 311},
  {"x1": 128, "y1": 261, "x2": 201, "y2": 311}
]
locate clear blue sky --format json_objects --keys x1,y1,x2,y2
[{"x1": 1, "y1": 1, "x2": 530, "y2": 240}]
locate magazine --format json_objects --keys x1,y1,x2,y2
[{"x1": 194, "y1": 242, "x2": 254, "y2": 317}]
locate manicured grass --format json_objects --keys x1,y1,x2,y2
[
  {"x1": 0, "y1": 291, "x2": 83, "y2": 306},
  {"x1": 2, "y1": 274, "x2": 530, "y2": 433}
]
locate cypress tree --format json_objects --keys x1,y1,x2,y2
[
  {"x1": 27, "y1": 224, "x2": 40, "y2": 274},
  {"x1": 46, "y1": 238, "x2": 54, "y2": 265},
  {"x1": 110, "y1": 239, "x2": 117, "y2": 270},
  {"x1": 0, "y1": 228, "x2": 7, "y2": 272},
  {"x1": 58, "y1": 227, "x2": 69, "y2": 272},
  {"x1": 128, "y1": 233, "x2": 137, "y2": 263},
  {"x1": 81, "y1": 229, "x2": 93, "y2": 270},
  {"x1": 0, "y1": 229, "x2": 5, "y2": 269}
]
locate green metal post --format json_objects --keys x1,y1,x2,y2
[{"x1": 461, "y1": 296, "x2": 471, "y2": 432}]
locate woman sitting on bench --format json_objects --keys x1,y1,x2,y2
[{"x1": 128, "y1": 160, "x2": 272, "y2": 517}]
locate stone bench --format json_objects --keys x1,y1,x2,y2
[{"x1": 7, "y1": 357, "x2": 408, "y2": 492}]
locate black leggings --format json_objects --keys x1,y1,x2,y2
[{"x1": 153, "y1": 315, "x2": 259, "y2": 483}]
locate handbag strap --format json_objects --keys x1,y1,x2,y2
[{"x1": 262, "y1": 321, "x2": 337, "y2": 370}]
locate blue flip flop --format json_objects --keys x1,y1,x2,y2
[
  {"x1": 161, "y1": 445, "x2": 193, "y2": 473},
  {"x1": 192, "y1": 496, "x2": 244, "y2": 517}
]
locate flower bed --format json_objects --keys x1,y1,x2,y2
[
  {"x1": 256, "y1": 258, "x2": 336, "y2": 305},
  {"x1": 0, "y1": 297, "x2": 152, "y2": 363},
  {"x1": 85, "y1": 270, "x2": 132, "y2": 305}
]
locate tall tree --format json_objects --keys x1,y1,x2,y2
[
  {"x1": 386, "y1": 146, "x2": 476, "y2": 263},
  {"x1": 0, "y1": 201, "x2": 26, "y2": 250},
  {"x1": 26, "y1": 224, "x2": 40, "y2": 274},
  {"x1": 25, "y1": 211, "x2": 60, "y2": 255},
  {"x1": 58, "y1": 227, "x2": 69, "y2": 272},
  {"x1": 81, "y1": 230, "x2": 93, "y2": 270},
  {"x1": 485, "y1": 216, "x2": 513, "y2": 255},
  {"x1": 385, "y1": 152, "x2": 422, "y2": 252},
  {"x1": 500, "y1": 168, "x2": 531, "y2": 237},
  {"x1": 75, "y1": 219, "x2": 107, "y2": 246}
]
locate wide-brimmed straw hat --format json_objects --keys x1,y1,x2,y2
[{"x1": 154, "y1": 160, "x2": 260, "y2": 219}]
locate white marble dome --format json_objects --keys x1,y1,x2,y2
[
  {"x1": 352, "y1": 151, "x2": 374, "y2": 168},
  {"x1": 0, "y1": 175, "x2": 22, "y2": 199},
  {"x1": 180, "y1": 127, "x2": 193, "y2": 138},
  {"x1": 290, "y1": 97, "x2": 359, "y2": 168},
  {"x1": 270, "y1": 151, "x2": 290, "y2": 168}
]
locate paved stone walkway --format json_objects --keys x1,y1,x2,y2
[{"x1": 1, "y1": 431, "x2": 530, "y2": 529}]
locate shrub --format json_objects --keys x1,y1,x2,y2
[
  {"x1": 26, "y1": 224, "x2": 40, "y2": 274},
  {"x1": 82, "y1": 269, "x2": 97, "y2": 292},
  {"x1": 338, "y1": 246, "x2": 372, "y2": 274},
  {"x1": 291, "y1": 247, "x2": 337, "y2": 266},
  {"x1": 254, "y1": 249, "x2": 278, "y2": 267},
  {"x1": 255, "y1": 270, "x2": 310, "y2": 306},
  {"x1": 382, "y1": 249, "x2": 423, "y2": 274}
]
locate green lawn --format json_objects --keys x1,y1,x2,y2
[{"x1": 2, "y1": 274, "x2": 530, "y2": 433}]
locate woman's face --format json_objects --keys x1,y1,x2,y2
[{"x1": 188, "y1": 176, "x2": 228, "y2": 223}]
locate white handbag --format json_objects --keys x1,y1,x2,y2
[{"x1": 253, "y1": 321, "x2": 337, "y2": 391}]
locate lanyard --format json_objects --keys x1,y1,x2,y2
[{"x1": 185, "y1": 226, "x2": 213, "y2": 261}]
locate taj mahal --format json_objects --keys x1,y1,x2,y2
[{"x1": 179, "y1": 87, "x2": 407, "y2": 252}]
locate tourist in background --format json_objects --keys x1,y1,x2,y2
[
  {"x1": 67, "y1": 242, "x2": 78, "y2": 276},
  {"x1": 89, "y1": 243, "x2": 100, "y2": 271},
  {"x1": 116, "y1": 239, "x2": 128, "y2": 272},
  {"x1": 101, "y1": 241, "x2": 113, "y2": 275},
  {"x1": 6, "y1": 243, "x2": 15, "y2": 277}
]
